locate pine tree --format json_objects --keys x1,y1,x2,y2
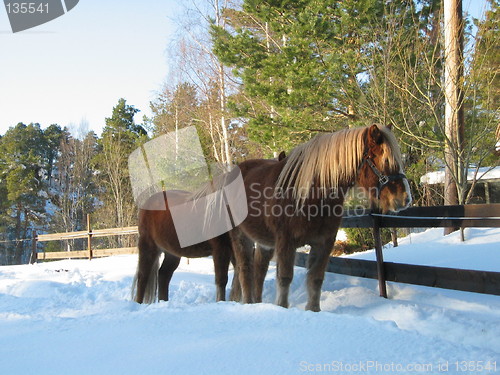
[
  {"x1": 467, "y1": 0, "x2": 499, "y2": 166},
  {"x1": 151, "y1": 83, "x2": 199, "y2": 136},
  {"x1": 43, "y1": 124, "x2": 64, "y2": 184},
  {"x1": 93, "y1": 99, "x2": 147, "y2": 247},
  {"x1": 211, "y1": 0, "x2": 386, "y2": 153},
  {"x1": 0, "y1": 123, "x2": 48, "y2": 263}
]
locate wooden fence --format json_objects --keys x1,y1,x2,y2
[
  {"x1": 296, "y1": 204, "x2": 500, "y2": 297},
  {"x1": 35, "y1": 205, "x2": 500, "y2": 297},
  {"x1": 35, "y1": 214, "x2": 138, "y2": 261}
]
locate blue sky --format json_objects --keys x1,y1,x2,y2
[
  {"x1": 0, "y1": 0, "x2": 179, "y2": 136},
  {"x1": 0, "y1": 0, "x2": 491, "y2": 137}
]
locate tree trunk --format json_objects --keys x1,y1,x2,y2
[
  {"x1": 443, "y1": 0, "x2": 465, "y2": 235},
  {"x1": 219, "y1": 63, "x2": 231, "y2": 166},
  {"x1": 215, "y1": 0, "x2": 231, "y2": 167}
]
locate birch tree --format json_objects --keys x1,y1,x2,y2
[
  {"x1": 162, "y1": 0, "x2": 238, "y2": 165},
  {"x1": 51, "y1": 128, "x2": 98, "y2": 249}
]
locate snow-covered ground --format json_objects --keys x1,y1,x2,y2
[{"x1": 0, "y1": 228, "x2": 499, "y2": 374}]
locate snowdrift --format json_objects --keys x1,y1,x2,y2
[{"x1": 0, "y1": 228, "x2": 499, "y2": 374}]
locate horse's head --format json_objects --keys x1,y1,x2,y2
[{"x1": 357, "y1": 124, "x2": 412, "y2": 213}]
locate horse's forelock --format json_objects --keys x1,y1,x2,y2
[{"x1": 378, "y1": 125, "x2": 404, "y2": 173}]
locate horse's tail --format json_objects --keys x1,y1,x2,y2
[{"x1": 131, "y1": 253, "x2": 160, "y2": 304}]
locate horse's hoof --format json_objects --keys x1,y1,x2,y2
[
  {"x1": 276, "y1": 300, "x2": 289, "y2": 309},
  {"x1": 305, "y1": 304, "x2": 321, "y2": 312}
]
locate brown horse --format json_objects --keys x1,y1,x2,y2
[
  {"x1": 131, "y1": 190, "x2": 234, "y2": 304},
  {"x1": 230, "y1": 124, "x2": 412, "y2": 311}
]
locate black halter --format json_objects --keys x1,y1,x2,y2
[{"x1": 359, "y1": 155, "x2": 407, "y2": 197}]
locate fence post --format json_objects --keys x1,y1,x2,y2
[
  {"x1": 373, "y1": 216, "x2": 388, "y2": 298},
  {"x1": 87, "y1": 214, "x2": 93, "y2": 260},
  {"x1": 30, "y1": 230, "x2": 37, "y2": 264},
  {"x1": 391, "y1": 229, "x2": 398, "y2": 248}
]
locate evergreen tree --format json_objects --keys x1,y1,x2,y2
[
  {"x1": 0, "y1": 123, "x2": 48, "y2": 263},
  {"x1": 211, "y1": 0, "x2": 390, "y2": 152},
  {"x1": 93, "y1": 99, "x2": 147, "y2": 246},
  {"x1": 466, "y1": 0, "x2": 499, "y2": 167},
  {"x1": 151, "y1": 83, "x2": 199, "y2": 136},
  {"x1": 212, "y1": 1, "x2": 442, "y2": 152},
  {"x1": 43, "y1": 124, "x2": 64, "y2": 184}
]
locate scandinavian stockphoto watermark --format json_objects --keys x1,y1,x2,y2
[
  {"x1": 128, "y1": 126, "x2": 247, "y2": 248},
  {"x1": 247, "y1": 184, "x2": 373, "y2": 220},
  {"x1": 299, "y1": 360, "x2": 498, "y2": 373},
  {"x1": 3, "y1": 0, "x2": 79, "y2": 33}
]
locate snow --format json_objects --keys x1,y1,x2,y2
[
  {"x1": 1, "y1": 228, "x2": 500, "y2": 374},
  {"x1": 420, "y1": 166, "x2": 500, "y2": 185},
  {"x1": 344, "y1": 227, "x2": 500, "y2": 272},
  {"x1": 336, "y1": 229, "x2": 347, "y2": 242}
]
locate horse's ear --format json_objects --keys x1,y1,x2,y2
[
  {"x1": 278, "y1": 151, "x2": 286, "y2": 161},
  {"x1": 368, "y1": 124, "x2": 383, "y2": 145},
  {"x1": 386, "y1": 123, "x2": 393, "y2": 130}
]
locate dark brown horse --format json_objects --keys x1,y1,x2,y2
[
  {"x1": 131, "y1": 190, "x2": 234, "y2": 304},
  {"x1": 230, "y1": 124, "x2": 412, "y2": 311}
]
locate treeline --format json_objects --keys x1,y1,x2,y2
[
  {"x1": 1, "y1": 0, "x2": 498, "y2": 264},
  {"x1": 0, "y1": 99, "x2": 148, "y2": 264}
]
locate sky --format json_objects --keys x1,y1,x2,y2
[
  {"x1": 0, "y1": 0, "x2": 491, "y2": 137},
  {"x1": 0, "y1": 0, "x2": 180, "y2": 136}
]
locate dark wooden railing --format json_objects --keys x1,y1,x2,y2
[{"x1": 295, "y1": 204, "x2": 500, "y2": 297}]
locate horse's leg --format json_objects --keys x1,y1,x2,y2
[
  {"x1": 158, "y1": 252, "x2": 181, "y2": 302},
  {"x1": 254, "y1": 245, "x2": 274, "y2": 303},
  {"x1": 229, "y1": 228, "x2": 255, "y2": 304},
  {"x1": 212, "y1": 235, "x2": 232, "y2": 302},
  {"x1": 275, "y1": 234, "x2": 294, "y2": 308},
  {"x1": 229, "y1": 254, "x2": 242, "y2": 302},
  {"x1": 305, "y1": 236, "x2": 336, "y2": 312},
  {"x1": 133, "y1": 234, "x2": 160, "y2": 304}
]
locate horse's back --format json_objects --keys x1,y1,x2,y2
[{"x1": 239, "y1": 158, "x2": 284, "y2": 183}]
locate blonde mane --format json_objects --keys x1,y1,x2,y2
[{"x1": 275, "y1": 125, "x2": 403, "y2": 204}]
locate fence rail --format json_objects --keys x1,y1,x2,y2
[
  {"x1": 37, "y1": 227, "x2": 138, "y2": 242},
  {"x1": 295, "y1": 204, "x2": 500, "y2": 297},
  {"x1": 35, "y1": 214, "x2": 138, "y2": 261}
]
